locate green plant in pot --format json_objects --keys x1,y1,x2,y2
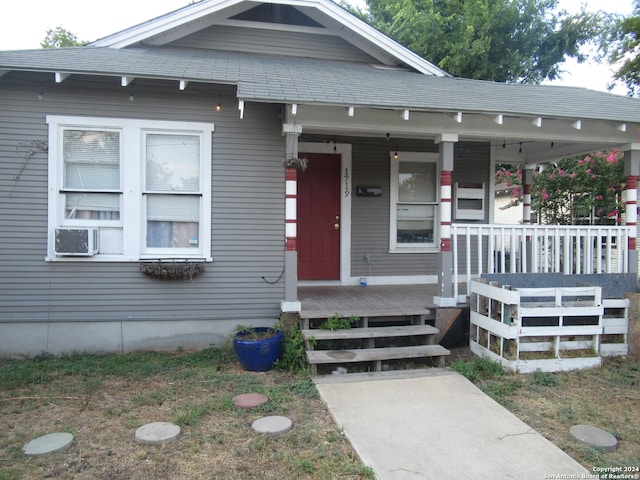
[{"x1": 232, "y1": 326, "x2": 284, "y2": 372}]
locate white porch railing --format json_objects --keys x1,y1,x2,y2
[{"x1": 452, "y1": 224, "x2": 634, "y2": 300}]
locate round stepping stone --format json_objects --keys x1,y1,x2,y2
[
  {"x1": 135, "y1": 422, "x2": 181, "y2": 445},
  {"x1": 23, "y1": 432, "x2": 74, "y2": 456},
  {"x1": 233, "y1": 393, "x2": 269, "y2": 409},
  {"x1": 251, "y1": 416, "x2": 292, "y2": 437},
  {"x1": 570, "y1": 425, "x2": 618, "y2": 451}
]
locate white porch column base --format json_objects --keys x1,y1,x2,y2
[
  {"x1": 433, "y1": 296, "x2": 457, "y2": 307},
  {"x1": 280, "y1": 300, "x2": 302, "y2": 313}
]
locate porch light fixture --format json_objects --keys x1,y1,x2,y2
[
  {"x1": 519, "y1": 143, "x2": 522, "y2": 154},
  {"x1": 129, "y1": 92, "x2": 135, "y2": 102},
  {"x1": 394, "y1": 149, "x2": 398, "y2": 160},
  {"x1": 216, "y1": 98, "x2": 222, "y2": 112}
]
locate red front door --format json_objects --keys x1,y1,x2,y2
[{"x1": 297, "y1": 153, "x2": 341, "y2": 280}]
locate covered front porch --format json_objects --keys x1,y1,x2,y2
[{"x1": 280, "y1": 96, "x2": 640, "y2": 311}]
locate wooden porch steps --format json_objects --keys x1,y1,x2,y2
[
  {"x1": 299, "y1": 309, "x2": 434, "y2": 330},
  {"x1": 302, "y1": 324, "x2": 450, "y2": 376},
  {"x1": 302, "y1": 324, "x2": 440, "y2": 341}
]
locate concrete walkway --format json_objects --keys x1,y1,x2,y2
[{"x1": 315, "y1": 369, "x2": 589, "y2": 480}]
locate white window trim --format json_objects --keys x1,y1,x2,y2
[
  {"x1": 46, "y1": 115, "x2": 213, "y2": 261},
  {"x1": 389, "y1": 151, "x2": 440, "y2": 253}
]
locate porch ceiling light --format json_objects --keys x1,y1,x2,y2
[
  {"x1": 572, "y1": 120, "x2": 582, "y2": 130},
  {"x1": 348, "y1": 106, "x2": 355, "y2": 117},
  {"x1": 494, "y1": 114, "x2": 504, "y2": 125},
  {"x1": 402, "y1": 109, "x2": 410, "y2": 121},
  {"x1": 531, "y1": 117, "x2": 542, "y2": 128},
  {"x1": 453, "y1": 112, "x2": 462, "y2": 123}
]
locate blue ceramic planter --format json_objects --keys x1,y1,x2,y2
[{"x1": 233, "y1": 328, "x2": 284, "y2": 372}]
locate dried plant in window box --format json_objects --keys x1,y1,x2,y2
[{"x1": 140, "y1": 260, "x2": 204, "y2": 280}]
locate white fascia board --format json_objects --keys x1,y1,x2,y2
[{"x1": 90, "y1": 0, "x2": 248, "y2": 48}]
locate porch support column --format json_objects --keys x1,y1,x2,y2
[
  {"x1": 624, "y1": 146, "x2": 640, "y2": 274},
  {"x1": 281, "y1": 126, "x2": 302, "y2": 313},
  {"x1": 522, "y1": 165, "x2": 535, "y2": 225},
  {"x1": 434, "y1": 133, "x2": 458, "y2": 307},
  {"x1": 523, "y1": 164, "x2": 535, "y2": 272}
]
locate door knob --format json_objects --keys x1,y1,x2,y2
[{"x1": 334, "y1": 223, "x2": 340, "y2": 230}]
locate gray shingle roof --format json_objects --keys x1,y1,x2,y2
[{"x1": 2, "y1": 46, "x2": 639, "y2": 123}]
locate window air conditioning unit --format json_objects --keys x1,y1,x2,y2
[{"x1": 55, "y1": 228, "x2": 99, "y2": 256}]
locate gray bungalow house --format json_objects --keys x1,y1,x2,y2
[{"x1": 1, "y1": 0, "x2": 640, "y2": 357}]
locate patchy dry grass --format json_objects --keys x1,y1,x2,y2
[
  {"x1": 2, "y1": 344, "x2": 638, "y2": 479},
  {"x1": 0, "y1": 347, "x2": 373, "y2": 480},
  {"x1": 449, "y1": 349, "x2": 640, "y2": 472}
]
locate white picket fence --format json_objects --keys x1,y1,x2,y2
[{"x1": 452, "y1": 224, "x2": 634, "y2": 300}]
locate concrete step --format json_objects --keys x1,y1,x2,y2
[{"x1": 302, "y1": 324, "x2": 439, "y2": 341}]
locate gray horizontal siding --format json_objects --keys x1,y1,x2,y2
[
  {"x1": 450, "y1": 143, "x2": 491, "y2": 275},
  {"x1": 171, "y1": 25, "x2": 378, "y2": 63},
  {"x1": 316, "y1": 136, "x2": 490, "y2": 278},
  {"x1": 452, "y1": 142, "x2": 491, "y2": 222},
  {"x1": 0, "y1": 73, "x2": 285, "y2": 325},
  {"x1": 345, "y1": 137, "x2": 440, "y2": 277}
]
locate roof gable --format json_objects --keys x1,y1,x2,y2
[{"x1": 89, "y1": 0, "x2": 448, "y2": 76}]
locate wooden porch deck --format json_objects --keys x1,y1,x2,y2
[
  {"x1": 297, "y1": 285, "x2": 463, "y2": 374},
  {"x1": 298, "y1": 284, "x2": 448, "y2": 319}
]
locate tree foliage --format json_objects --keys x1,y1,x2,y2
[
  {"x1": 496, "y1": 150, "x2": 625, "y2": 225},
  {"x1": 605, "y1": 0, "x2": 640, "y2": 96},
  {"x1": 41, "y1": 26, "x2": 86, "y2": 48},
  {"x1": 364, "y1": 0, "x2": 601, "y2": 83}
]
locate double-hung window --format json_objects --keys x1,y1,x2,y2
[
  {"x1": 144, "y1": 133, "x2": 201, "y2": 253},
  {"x1": 389, "y1": 152, "x2": 439, "y2": 252},
  {"x1": 47, "y1": 116, "x2": 213, "y2": 261},
  {"x1": 62, "y1": 129, "x2": 121, "y2": 224}
]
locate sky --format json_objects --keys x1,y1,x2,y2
[{"x1": 0, "y1": 0, "x2": 635, "y2": 93}]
